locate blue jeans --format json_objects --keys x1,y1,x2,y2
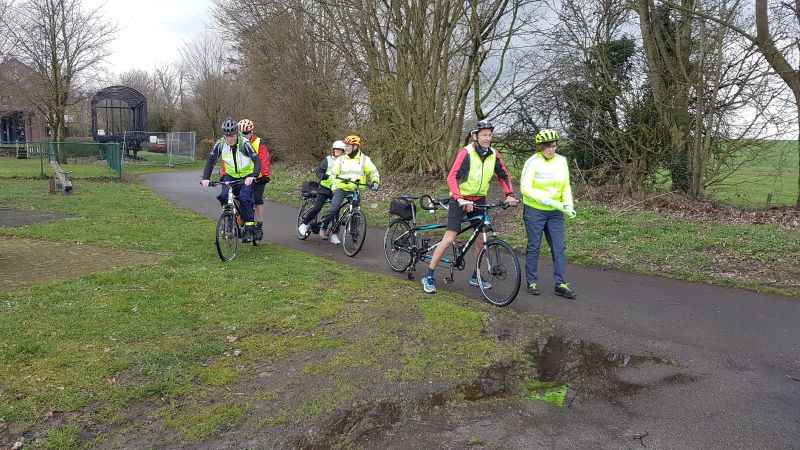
[
  {"x1": 523, "y1": 205, "x2": 567, "y2": 285},
  {"x1": 217, "y1": 174, "x2": 255, "y2": 224}
]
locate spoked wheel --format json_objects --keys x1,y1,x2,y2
[
  {"x1": 342, "y1": 211, "x2": 367, "y2": 257},
  {"x1": 476, "y1": 239, "x2": 521, "y2": 306},
  {"x1": 297, "y1": 199, "x2": 312, "y2": 240},
  {"x1": 384, "y1": 219, "x2": 414, "y2": 272},
  {"x1": 216, "y1": 212, "x2": 239, "y2": 262}
]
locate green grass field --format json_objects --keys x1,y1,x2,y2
[
  {"x1": 0, "y1": 178, "x2": 546, "y2": 447},
  {"x1": 706, "y1": 140, "x2": 798, "y2": 207}
]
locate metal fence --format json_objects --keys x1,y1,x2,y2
[
  {"x1": 0, "y1": 141, "x2": 122, "y2": 178},
  {"x1": 121, "y1": 131, "x2": 196, "y2": 166}
]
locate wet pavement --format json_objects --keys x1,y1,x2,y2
[{"x1": 142, "y1": 171, "x2": 800, "y2": 449}]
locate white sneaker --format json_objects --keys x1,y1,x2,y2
[
  {"x1": 330, "y1": 234, "x2": 341, "y2": 244},
  {"x1": 298, "y1": 223, "x2": 309, "y2": 235}
]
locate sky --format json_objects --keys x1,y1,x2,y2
[{"x1": 83, "y1": 0, "x2": 214, "y2": 75}]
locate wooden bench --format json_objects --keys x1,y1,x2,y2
[{"x1": 50, "y1": 160, "x2": 73, "y2": 195}]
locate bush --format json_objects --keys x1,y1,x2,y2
[{"x1": 197, "y1": 138, "x2": 216, "y2": 160}]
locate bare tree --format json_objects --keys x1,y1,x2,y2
[
  {"x1": 179, "y1": 32, "x2": 242, "y2": 139},
  {"x1": 212, "y1": 0, "x2": 351, "y2": 162},
  {"x1": 660, "y1": 0, "x2": 800, "y2": 206},
  {"x1": 0, "y1": 0, "x2": 116, "y2": 147}
]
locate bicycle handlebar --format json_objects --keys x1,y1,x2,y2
[
  {"x1": 334, "y1": 176, "x2": 373, "y2": 189},
  {"x1": 419, "y1": 194, "x2": 451, "y2": 211},
  {"x1": 208, "y1": 179, "x2": 245, "y2": 187}
]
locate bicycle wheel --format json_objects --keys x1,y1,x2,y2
[
  {"x1": 342, "y1": 210, "x2": 367, "y2": 257},
  {"x1": 216, "y1": 212, "x2": 239, "y2": 262},
  {"x1": 297, "y1": 198, "x2": 312, "y2": 240},
  {"x1": 476, "y1": 239, "x2": 520, "y2": 306},
  {"x1": 384, "y1": 219, "x2": 414, "y2": 272}
]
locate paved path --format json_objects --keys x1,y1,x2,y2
[{"x1": 142, "y1": 171, "x2": 799, "y2": 449}]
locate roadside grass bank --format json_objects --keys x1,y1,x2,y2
[
  {"x1": 0, "y1": 179, "x2": 550, "y2": 448},
  {"x1": 265, "y1": 163, "x2": 799, "y2": 297}
]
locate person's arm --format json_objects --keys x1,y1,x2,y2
[
  {"x1": 447, "y1": 148, "x2": 469, "y2": 200},
  {"x1": 258, "y1": 142, "x2": 271, "y2": 178},
  {"x1": 202, "y1": 143, "x2": 221, "y2": 181},
  {"x1": 520, "y1": 156, "x2": 560, "y2": 208},
  {"x1": 315, "y1": 157, "x2": 329, "y2": 181},
  {"x1": 365, "y1": 156, "x2": 380, "y2": 188},
  {"x1": 559, "y1": 158, "x2": 575, "y2": 217},
  {"x1": 493, "y1": 151, "x2": 515, "y2": 197}
]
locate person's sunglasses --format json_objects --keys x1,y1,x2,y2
[{"x1": 242, "y1": 131, "x2": 252, "y2": 135}]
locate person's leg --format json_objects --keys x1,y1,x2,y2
[
  {"x1": 303, "y1": 188, "x2": 331, "y2": 225},
  {"x1": 524, "y1": 205, "x2": 548, "y2": 291},
  {"x1": 543, "y1": 211, "x2": 566, "y2": 285},
  {"x1": 321, "y1": 189, "x2": 347, "y2": 242},
  {"x1": 253, "y1": 182, "x2": 265, "y2": 240},
  {"x1": 216, "y1": 174, "x2": 235, "y2": 205},
  {"x1": 238, "y1": 183, "x2": 255, "y2": 224}
]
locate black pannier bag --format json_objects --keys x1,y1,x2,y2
[
  {"x1": 390, "y1": 197, "x2": 414, "y2": 221},
  {"x1": 301, "y1": 180, "x2": 320, "y2": 198}
]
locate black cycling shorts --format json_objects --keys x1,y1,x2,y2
[{"x1": 446, "y1": 197, "x2": 485, "y2": 232}]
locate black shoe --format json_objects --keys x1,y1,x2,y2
[
  {"x1": 255, "y1": 227, "x2": 264, "y2": 242},
  {"x1": 242, "y1": 226, "x2": 255, "y2": 243},
  {"x1": 527, "y1": 282, "x2": 540, "y2": 296},
  {"x1": 555, "y1": 283, "x2": 577, "y2": 299}
]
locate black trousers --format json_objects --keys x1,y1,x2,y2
[{"x1": 301, "y1": 186, "x2": 333, "y2": 227}]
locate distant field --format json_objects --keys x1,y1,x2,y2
[{"x1": 706, "y1": 140, "x2": 797, "y2": 207}]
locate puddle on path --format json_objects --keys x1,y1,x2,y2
[{"x1": 524, "y1": 335, "x2": 678, "y2": 406}]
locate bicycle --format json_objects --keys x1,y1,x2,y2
[
  {"x1": 383, "y1": 194, "x2": 521, "y2": 306},
  {"x1": 324, "y1": 176, "x2": 370, "y2": 257},
  {"x1": 210, "y1": 179, "x2": 257, "y2": 262}
]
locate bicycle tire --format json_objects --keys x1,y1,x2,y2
[
  {"x1": 476, "y1": 239, "x2": 520, "y2": 306},
  {"x1": 384, "y1": 219, "x2": 414, "y2": 272},
  {"x1": 216, "y1": 212, "x2": 239, "y2": 262},
  {"x1": 342, "y1": 210, "x2": 367, "y2": 257},
  {"x1": 297, "y1": 199, "x2": 312, "y2": 240}
]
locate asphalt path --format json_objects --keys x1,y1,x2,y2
[{"x1": 142, "y1": 170, "x2": 799, "y2": 449}]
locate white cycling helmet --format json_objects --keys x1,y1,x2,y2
[{"x1": 332, "y1": 140, "x2": 346, "y2": 150}]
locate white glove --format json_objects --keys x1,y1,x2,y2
[
  {"x1": 563, "y1": 204, "x2": 576, "y2": 219},
  {"x1": 457, "y1": 198, "x2": 473, "y2": 207}
]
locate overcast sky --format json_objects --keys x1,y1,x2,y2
[{"x1": 84, "y1": 0, "x2": 214, "y2": 74}]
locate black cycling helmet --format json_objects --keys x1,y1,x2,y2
[
  {"x1": 472, "y1": 120, "x2": 495, "y2": 134},
  {"x1": 221, "y1": 117, "x2": 238, "y2": 136}
]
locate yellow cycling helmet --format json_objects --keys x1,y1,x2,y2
[
  {"x1": 535, "y1": 128, "x2": 560, "y2": 145},
  {"x1": 344, "y1": 135, "x2": 361, "y2": 146}
]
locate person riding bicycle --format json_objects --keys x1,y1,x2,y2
[
  {"x1": 421, "y1": 120, "x2": 518, "y2": 294},
  {"x1": 319, "y1": 135, "x2": 380, "y2": 245},
  {"x1": 237, "y1": 119, "x2": 271, "y2": 242},
  {"x1": 520, "y1": 128, "x2": 577, "y2": 299},
  {"x1": 298, "y1": 140, "x2": 345, "y2": 239},
  {"x1": 201, "y1": 117, "x2": 262, "y2": 243}
]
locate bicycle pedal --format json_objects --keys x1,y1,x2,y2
[{"x1": 444, "y1": 277, "x2": 453, "y2": 284}]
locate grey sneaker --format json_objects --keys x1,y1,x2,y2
[
  {"x1": 555, "y1": 283, "x2": 577, "y2": 299},
  {"x1": 330, "y1": 234, "x2": 341, "y2": 245},
  {"x1": 469, "y1": 277, "x2": 492, "y2": 289}
]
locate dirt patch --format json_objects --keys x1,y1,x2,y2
[
  {"x1": 0, "y1": 208, "x2": 78, "y2": 227},
  {"x1": 0, "y1": 237, "x2": 163, "y2": 291}
]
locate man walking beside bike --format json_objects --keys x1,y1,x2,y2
[
  {"x1": 298, "y1": 140, "x2": 345, "y2": 239},
  {"x1": 238, "y1": 119, "x2": 271, "y2": 242},
  {"x1": 319, "y1": 135, "x2": 380, "y2": 245},
  {"x1": 421, "y1": 120, "x2": 518, "y2": 294},
  {"x1": 201, "y1": 117, "x2": 262, "y2": 243}
]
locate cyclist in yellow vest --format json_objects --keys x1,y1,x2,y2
[
  {"x1": 298, "y1": 140, "x2": 345, "y2": 239},
  {"x1": 421, "y1": 120, "x2": 518, "y2": 294},
  {"x1": 520, "y1": 128, "x2": 577, "y2": 299},
  {"x1": 238, "y1": 119, "x2": 271, "y2": 242},
  {"x1": 320, "y1": 135, "x2": 380, "y2": 245},
  {"x1": 201, "y1": 117, "x2": 261, "y2": 243}
]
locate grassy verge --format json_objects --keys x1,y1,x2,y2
[
  {"x1": 0, "y1": 178, "x2": 547, "y2": 447},
  {"x1": 264, "y1": 163, "x2": 799, "y2": 297},
  {"x1": 0, "y1": 152, "x2": 205, "y2": 180}
]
